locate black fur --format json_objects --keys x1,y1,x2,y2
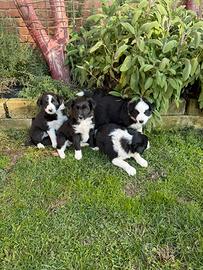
[
  {"x1": 95, "y1": 123, "x2": 149, "y2": 161},
  {"x1": 56, "y1": 96, "x2": 95, "y2": 159},
  {"x1": 80, "y1": 89, "x2": 154, "y2": 129},
  {"x1": 28, "y1": 92, "x2": 66, "y2": 147}
]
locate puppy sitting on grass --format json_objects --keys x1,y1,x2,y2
[
  {"x1": 56, "y1": 96, "x2": 96, "y2": 160},
  {"x1": 95, "y1": 123, "x2": 149, "y2": 176}
]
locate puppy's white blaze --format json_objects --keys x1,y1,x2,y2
[
  {"x1": 45, "y1": 95, "x2": 57, "y2": 114},
  {"x1": 133, "y1": 153, "x2": 148, "y2": 167},
  {"x1": 75, "y1": 150, "x2": 82, "y2": 160},
  {"x1": 37, "y1": 143, "x2": 45, "y2": 149},
  {"x1": 73, "y1": 117, "x2": 94, "y2": 143},
  {"x1": 110, "y1": 129, "x2": 132, "y2": 159},
  {"x1": 134, "y1": 99, "x2": 151, "y2": 127},
  {"x1": 76, "y1": 91, "x2": 85, "y2": 97},
  {"x1": 112, "y1": 158, "x2": 136, "y2": 176},
  {"x1": 57, "y1": 140, "x2": 68, "y2": 159},
  {"x1": 135, "y1": 99, "x2": 149, "y2": 112}
]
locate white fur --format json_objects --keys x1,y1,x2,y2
[
  {"x1": 57, "y1": 140, "x2": 72, "y2": 159},
  {"x1": 109, "y1": 128, "x2": 148, "y2": 175},
  {"x1": 112, "y1": 158, "x2": 136, "y2": 176},
  {"x1": 73, "y1": 117, "x2": 94, "y2": 143},
  {"x1": 45, "y1": 95, "x2": 57, "y2": 114},
  {"x1": 135, "y1": 99, "x2": 150, "y2": 125},
  {"x1": 110, "y1": 129, "x2": 132, "y2": 159},
  {"x1": 47, "y1": 110, "x2": 67, "y2": 148},
  {"x1": 75, "y1": 150, "x2": 82, "y2": 160},
  {"x1": 133, "y1": 153, "x2": 148, "y2": 167},
  {"x1": 76, "y1": 91, "x2": 85, "y2": 97},
  {"x1": 37, "y1": 143, "x2": 45, "y2": 149},
  {"x1": 129, "y1": 99, "x2": 152, "y2": 132}
]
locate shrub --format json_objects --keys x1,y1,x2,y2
[
  {"x1": 19, "y1": 75, "x2": 74, "y2": 100},
  {"x1": 66, "y1": 0, "x2": 203, "y2": 113},
  {"x1": 0, "y1": 18, "x2": 48, "y2": 94}
]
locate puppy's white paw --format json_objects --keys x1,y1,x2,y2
[
  {"x1": 139, "y1": 159, "x2": 148, "y2": 168},
  {"x1": 57, "y1": 149, "x2": 66, "y2": 159},
  {"x1": 57, "y1": 150, "x2": 66, "y2": 159},
  {"x1": 52, "y1": 143, "x2": 57, "y2": 149},
  {"x1": 37, "y1": 143, "x2": 45, "y2": 149},
  {"x1": 81, "y1": 142, "x2": 89, "y2": 147},
  {"x1": 126, "y1": 167, "x2": 136, "y2": 176},
  {"x1": 75, "y1": 150, "x2": 82, "y2": 160},
  {"x1": 91, "y1": 147, "x2": 99, "y2": 151}
]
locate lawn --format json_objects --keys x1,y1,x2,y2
[{"x1": 0, "y1": 128, "x2": 202, "y2": 270}]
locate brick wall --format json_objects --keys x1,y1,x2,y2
[{"x1": 0, "y1": 0, "x2": 102, "y2": 43}]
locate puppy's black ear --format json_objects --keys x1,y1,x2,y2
[
  {"x1": 37, "y1": 95, "x2": 43, "y2": 107},
  {"x1": 131, "y1": 133, "x2": 148, "y2": 154},
  {"x1": 87, "y1": 98, "x2": 96, "y2": 110},
  {"x1": 128, "y1": 99, "x2": 139, "y2": 113},
  {"x1": 56, "y1": 94, "x2": 64, "y2": 105},
  {"x1": 65, "y1": 99, "x2": 74, "y2": 110}
]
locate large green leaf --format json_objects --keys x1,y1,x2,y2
[
  {"x1": 144, "y1": 77, "x2": 153, "y2": 90},
  {"x1": 121, "y1": 22, "x2": 135, "y2": 35},
  {"x1": 114, "y1": 44, "x2": 128, "y2": 59},
  {"x1": 163, "y1": 40, "x2": 177, "y2": 53},
  {"x1": 140, "y1": 21, "x2": 160, "y2": 33},
  {"x1": 190, "y1": 57, "x2": 199, "y2": 76},
  {"x1": 89, "y1": 41, "x2": 103, "y2": 53},
  {"x1": 120, "y1": 55, "x2": 132, "y2": 72},
  {"x1": 182, "y1": 59, "x2": 191, "y2": 81}
]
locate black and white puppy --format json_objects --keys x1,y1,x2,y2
[
  {"x1": 56, "y1": 96, "x2": 95, "y2": 160},
  {"x1": 96, "y1": 123, "x2": 149, "y2": 176},
  {"x1": 29, "y1": 92, "x2": 67, "y2": 149},
  {"x1": 77, "y1": 89, "x2": 153, "y2": 132}
]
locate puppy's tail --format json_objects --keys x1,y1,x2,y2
[
  {"x1": 76, "y1": 89, "x2": 92, "y2": 97},
  {"x1": 76, "y1": 88, "x2": 108, "y2": 101}
]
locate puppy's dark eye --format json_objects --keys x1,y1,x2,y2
[
  {"x1": 144, "y1": 109, "x2": 151, "y2": 116},
  {"x1": 76, "y1": 105, "x2": 80, "y2": 110}
]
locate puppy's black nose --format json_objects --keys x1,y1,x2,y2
[
  {"x1": 48, "y1": 109, "x2": 53, "y2": 113},
  {"x1": 139, "y1": 120, "x2": 144, "y2": 124}
]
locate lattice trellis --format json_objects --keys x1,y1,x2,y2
[{"x1": 0, "y1": 0, "x2": 102, "y2": 42}]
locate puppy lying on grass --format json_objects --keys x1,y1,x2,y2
[{"x1": 95, "y1": 123, "x2": 149, "y2": 176}]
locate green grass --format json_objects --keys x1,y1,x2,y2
[{"x1": 0, "y1": 128, "x2": 203, "y2": 270}]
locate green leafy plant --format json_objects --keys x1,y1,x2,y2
[
  {"x1": 19, "y1": 75, "x2": 74, "y2": 99},
  {"x1": 0, "y1": 18, "x2": 48, "y2": 94},
  {"x1": 66, "y1": 0, "x2": 203, "y2": 113}
]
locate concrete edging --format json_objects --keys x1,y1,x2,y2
[
  {"x1": 0, "y1": 98, "x2": 203, "y2": 129},
  {"x1": 0, "y1": 116, "x2": 203, "y2": 130}
]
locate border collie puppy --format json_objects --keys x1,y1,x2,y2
[
  {"x1": 77, "y1": 89, "x2": 153, "y2": 132},
  {"x1": 29, "y1": 92, "x2": 67, "y2": 149},
  {"x1": 96, "y1": 123, "x2": 149, "y2": 176},
  {"x1": 56, "y1": 96, "x2": 95, "y2": 160}
]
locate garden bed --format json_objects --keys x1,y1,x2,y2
[{"x1": 0, "y1": 98, "x2": 203, "y2": 130}]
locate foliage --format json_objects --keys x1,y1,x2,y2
[
  {"x1": 66, "y1": 0, "x2": 203, "y2": 112},
  {"x1": 0, "y1": 128, "x2": 203, "y2": 269},
  {"x1": 19, "y1": 75, "x2": 75, "y2": 99},
  {"x1": 0, "y1": 19, "x2": 48, "y2": 93}
]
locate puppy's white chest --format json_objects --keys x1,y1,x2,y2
[
  {"x1": 74, "y1": 117, "x2": 94, "y2": 142},
  {"x1": 48, "y1": 112, "x2": 67, "y2": 130}
]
